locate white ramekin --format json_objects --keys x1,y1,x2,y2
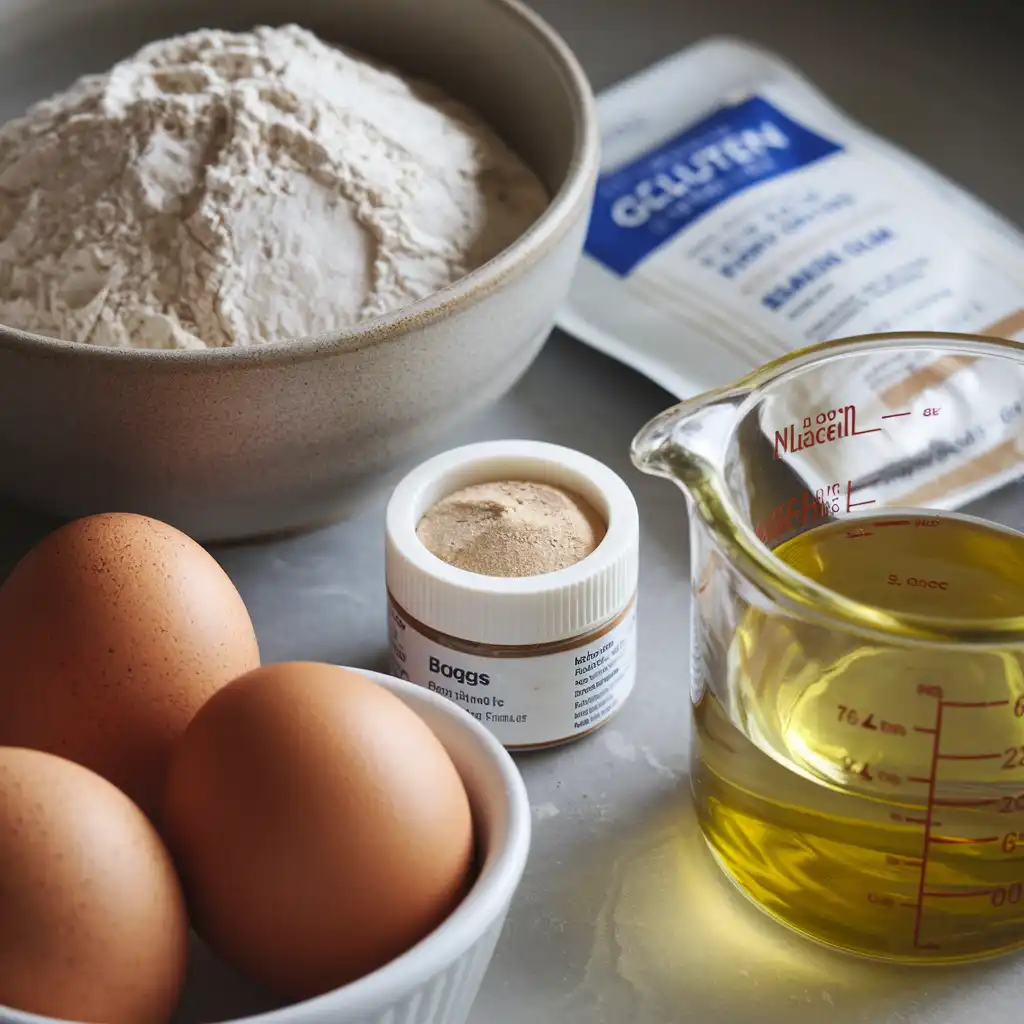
[{"x1": 0, "y1": 667, "x2": 532, "y2": 1024}]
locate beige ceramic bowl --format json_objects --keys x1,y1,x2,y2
[{"x1": 0, "y1": 0, "x2": 598, "y2": 541}]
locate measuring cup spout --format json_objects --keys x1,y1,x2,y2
[{"x1": 630, "y1": 389, "x2": 748, "y2": 492}]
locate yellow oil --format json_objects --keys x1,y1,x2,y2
[{"x1": 693, "y1": 510, "x2": 1024, "y2": 962}]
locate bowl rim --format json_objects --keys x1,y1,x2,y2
[
  {"x1": 0, "y1": 0, "x2": 600, "y2": 371},
  {"x1": 0, "y1": 666, "x2": 533, "y2": 1024}
]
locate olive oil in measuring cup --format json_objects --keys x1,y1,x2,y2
[{"x1": 693, "y1": 510, "x2": 1024, "y2": 962}]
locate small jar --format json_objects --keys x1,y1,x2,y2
[{"x1": 385, "y1": 439, "x2": 639, "y2": 750}]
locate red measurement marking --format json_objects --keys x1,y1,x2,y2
[
  {"x1": 912, "y1": 698, "x2": 943, "y2": 949},
  {"x1": 906, "y1": 691, "x2": 1022, "y2": 948},
  {"x1": 846, "y1": 479, "x2": 878, "y2": 512},
  {"x1": 923, "y1": 889, "x2": 994, "y2": 899},
  {"x1": 854, "y1": 417, "x2": 883, "y2": 436},
  {"x1": 938, "y1": 752, "x2": 1002, "y2": 761},
  {"x1": 943, "y1": 699, "x2": 1010, "y2": 709},
  {"x1": 772, "y1": 405, "x2": 884, "y2": 461},
  {"x1": 754, "y1": 483, "x2": 843, "y2": 546},
  {"x1": 882, "y1": 411, "x2": 912, "y2": 419},
  {"x1": 874, "y1": 519, "x2": 912, "y2": 527}
]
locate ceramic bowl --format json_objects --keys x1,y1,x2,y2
[
  {"x1": 0, "y1": 667, "x2": 533, "y2": 1024},
  {"x1": 0, "y1": 0, "x2": 599, "y2": 541}
]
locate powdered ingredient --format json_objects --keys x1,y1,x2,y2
[
  {"x1": 417, "y1": 481, "x2": 607, "y2": 578},
  {"x1": 0, "y1": 25, "x2": 549, "y2": 349}
]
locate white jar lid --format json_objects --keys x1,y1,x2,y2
[{"x1": 385, "y1": 440, "x2": 640, "y2": 646}]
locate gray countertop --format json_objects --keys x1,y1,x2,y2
[{"x1": 2, "y1": 1, "x2": 1024, "y2": 1022}]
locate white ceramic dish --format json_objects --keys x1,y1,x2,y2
[{"x1": 0, "y1": 667, "x2": 532, "y2": 1024}]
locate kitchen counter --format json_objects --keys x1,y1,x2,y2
[{"x1": 2, "y1": 1, "x2": 1024, "y2": 1021}]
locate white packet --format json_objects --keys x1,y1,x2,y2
[{"x1": 557, "y1": 37, "x2": 1024, "y2": 514}]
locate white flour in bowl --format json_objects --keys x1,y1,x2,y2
[{"x1": 0, "y1": 24, "x2": 549, "y2": 349}]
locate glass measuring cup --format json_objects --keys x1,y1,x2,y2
[{"x1": 631, "y1": 332, "x2": 1024, "y2": 963}]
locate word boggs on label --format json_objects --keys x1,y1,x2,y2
[{"x1": 389, "y1": 598, "x2": 638, "y2": 750}]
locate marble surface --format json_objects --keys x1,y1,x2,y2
[{"x1": 1, "y1": 1, "x2": 1022, "y2": 1021}]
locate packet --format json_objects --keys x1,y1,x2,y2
[{"x1": 557, "y1": 37, "x2": 1024, "y2": 513}]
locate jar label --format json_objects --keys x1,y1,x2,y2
[{"x1": 388, "y1": 598, "x2": 638, "y2": 748}]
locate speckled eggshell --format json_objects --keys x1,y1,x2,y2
[
  {"x1": 162, "y1": 662, "x2": 476, "y2": 1000},
  {"x1": 0, "y1": 512, "x2": 260, "y2": 819},
  {"x1": 0, "y1": 746, "x2": 189, "y2": 1023}
]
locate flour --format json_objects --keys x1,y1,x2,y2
[
  {"x1": 0, "y1": 25, "x2": 549, "y2": 349},
  {"x1": 416, "y1": 480, "x2": 607, "y2": 578}
]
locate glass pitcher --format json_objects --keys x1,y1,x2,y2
[{"x1": 631, "y1": 331, "x2": 1024, "y2": 964}]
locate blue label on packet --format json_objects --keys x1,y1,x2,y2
[{"x1": 584, "y1": 96, "x2": 844, "y2": 277}]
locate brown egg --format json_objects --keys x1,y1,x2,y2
[
  {"x1": 0, "y1": 512, "x2": 260, "y2": 819},
  {"x1": 0, "y1": 747, "x2": 188, "y2": 1023},
  {"x1": 163, "y1": 662, "x2": 475, "y2": 1000}
]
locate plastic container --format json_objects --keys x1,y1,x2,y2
[{"x1": 385, "y1": 440, "x2": 640, "y2": 750}]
